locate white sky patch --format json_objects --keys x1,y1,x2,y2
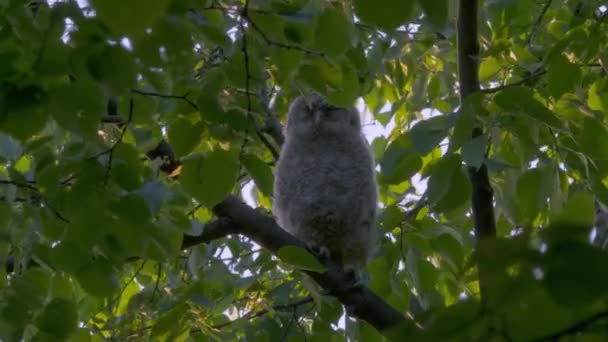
[
  {"x1": 61, "y1": 18, "x2": 74, "y2": 43},
  {"x1": 120, "y1": 37, "x2": 133, "y2": 51}
]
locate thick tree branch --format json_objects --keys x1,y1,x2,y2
[
  {"x1": 7, "y1": 93, "x2": 410, "y2": 335},
  {"x1": 202, "y1": 195, "x2": 416, "y2": 333},
  {"x1": 457, "y1": 0, "x2": 497, "y2": 301}
]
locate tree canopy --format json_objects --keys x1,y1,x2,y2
[{"x1": 1, "y1": 0, "x2": 608, "y2": 341}]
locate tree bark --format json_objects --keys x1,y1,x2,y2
[
  {"x1": 457, "y1": 0, "x2": 497, "y2": 302},
  {"x1": 182, "y1": 196, "x2": 417, "y2": 333}
]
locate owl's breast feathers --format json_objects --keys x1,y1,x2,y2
[{"x1": 281, "y1": 136, "x2": 376, "y2": 225}]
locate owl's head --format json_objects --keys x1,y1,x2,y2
[{"x1": 285, "y1": 93, "x2": 361, "y2": 139}]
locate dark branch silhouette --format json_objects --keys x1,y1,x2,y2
[
  {"x1": 457, "y1": 0, "x2": 496, "y2": 301},
  {"x1": 205, "y1": 195, "x2": 414, "y2": 332}
]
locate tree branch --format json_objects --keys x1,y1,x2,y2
[
  {"x1": 7, "y1": 88, "x2": 411, "y2": 335},
  {"x1": 202, "y1": 195, "x2": 416, "y2": 333},
  {"x1": 258, "y1": 80, "x2": 285, "y2": 146},
  {"x1": 132, "y1": 89, "x2": 198, "y2": 111},
  {"x1": 532, "y1": 310, "x2": 608, "y2": 341},
  {"x1": 239, "y1": 0, "x2": 281, "y2": 160},
  {"x1": 457, "y1": 0, "x2": 497, "y2": 301}
]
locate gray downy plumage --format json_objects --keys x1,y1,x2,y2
[{"x1": 273, "y1": 93, "x2": 378, "y2": 281}]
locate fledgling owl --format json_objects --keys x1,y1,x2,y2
[{"x1": 273, "y1": 93, "x2": 378, "y2": 283}]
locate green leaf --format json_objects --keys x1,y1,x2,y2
[
  {"x1": 0, "y1": 84, "x2": 48, "y2": 142},
  {"x1": 409, "y1": 115, "x2": 451, "y2": 155},
  {"x1": 516, "y1": 167, "x2": 554, "y2": 224},
  {"x1": 297, "y1": 56, "x2": 342, "y2": 97},
  {"x1": 142, "y1": 223, "x2": 183, "y2": 261},
  {"x1": 543, "y1": 241, "x2": 608, "y2": 308},
  {"x1": 379, "y1": 205, "x2": 405, "y2": 231},
  {"x1": 417, "y1": 0, "x2": 448, "y2": 29},
  {"x1": 50, "y1": 80, "x2": 104, "y2": 139},
  {"x1": 74, "y1": 258, "x2": 118, "y2": 297},
  {"x1": 277, "y1": 246, "x2": 327, "y2": 273},
  {"x1": 427, "y1": 74, "x2": 441, "y2": 100},
  {"x1": 427, "y1": 154, "x2": 471, "y2": 213},
  {"x1": 179, "y1": 148, "x2": 239, "y2": 207},
  {"x1": 547, "y1": 54, "x2": 581, "y2": 98},
  {"x1": 272, "y1": 0, "x2": 309, "y2": 15},
  {"x1": 270, "y1": 48, "x2": 304, "y2": 83},
  {"x1": 461, "y1": 135, "x2": 486, "y2": 169},
  {"x1": 167, "y1": 117, "x2": 204, "y2": 158},
  {"x1": 422, "y1": 300, "x2": 480, "y2": 340},
  {"x1": 151, "y1": 303, "x2": 189, "y2": 338},
  {"x1": 36, "y1": 298, "x2": 78, "y2": 339},
  {"x1": 92, "y1": 0, "x2": 170, "y2": 38},
  {"x1": 494, "y1": 86, "x2": 561, "y2": 128},
  {"x1": 478, "y1": 56, "x2": 502, "y2": 82},
  {"x1": 371, "y1": 136, "x2": 387, "y2": 163},
  {"x1": 380, "y1": 134, "x2": 423, "y2": 184},
  {"x1": 112, "y1": 143, "x2": 144, "y2": 191},
  {"x1": 499, "y1": 281, "x2": 573, "y2": 341},
  {"x1": 87, "y1": 45, "x2": 137, "y2": 94},
  {"x1": 314, "y1": 5, "x2": 353, "y2": 57},
  {"x1": 112, "y1": 194, "x2": 151, "y2": 224},
  {"x1": 578, "y1": 116, "x2": 608, "y2": 160},
  {"x1": 13, "y1": 268, "x2": 51, "y2": 309},
  {"x1": 136, "y1": 181, "x2": 170, "y2": 216},
  {"x1": 587, "y1": 79, "x2": 608, "y2": 115},
  {"x1": 448, "y1": 94, "x2": 481, "y2": 152},
  {"x1": 242, "y1": 154, "x2": 274, "y2": 196},
  {"x1": 51, "y1": 240, "x2": 91, "y2": 274},
  {"x1": 381, "y1": 320, "x2": 422, "y2": 340},
  {"x1": 327, "y1": 59, "x2": 361, "y2": 107},
  {"x1": 353, "y1": 0, "x2": 416, "y2": 30},
  {"x1": 552, "y1": 192, "x2": 594, "y2": 227}
]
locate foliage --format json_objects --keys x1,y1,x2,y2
[{"x1": 0, "y1": 0, "x2": 607, "y2": 341}]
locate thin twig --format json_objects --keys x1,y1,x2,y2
[
  {"x1": 187, "y1": 203, "x2": 204, "y2": 218},
  {"x1": 131, "y1": 89, "x2": 199, "y2": 111},
  {"x1": 150, "y1": 263, "x2": 162, "y2": 302},
  {"x1": 114, "y1": 261, "x2": 147, "y2": 314},
  {"x1": 479, "y1": 70, "x2": 547, "y2": 94},
  {"x1": 0, "y1": 180, "x2": 69, "y2": 223},
  {"x1": 480, "y1": 70, "x2": 547, "y2": 93},
  {"x1": 0, "y1": 180, "x2": 38, "y2": 192},
  {"x1": 209, "y1": 297, "x2": 314, "y2": 330},
  {"x1": 258, "y1": 78, "x2": 285, "y2": 146},
  {"x1": 89, "y1": 99, "x2": 135, "y2": 185},
  {"x1": 105, "y1": 98, "x2": 134, "y2": 185},
  {"x1": 247, "y1": 18, "x2": 326, "y2": 59},
  {"x1": 214, "y1": 248, "x2": 261, "y2": 262},
  {"x1": 527, "y1": 0, "x2": 552, "y2": 45},
  {"x1": 239, "y1": 1, "x2": 280, "y2": 160}
]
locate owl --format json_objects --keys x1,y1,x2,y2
[{"x1": 273, "y1": 93, "x2": 378, "y2": 284}]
